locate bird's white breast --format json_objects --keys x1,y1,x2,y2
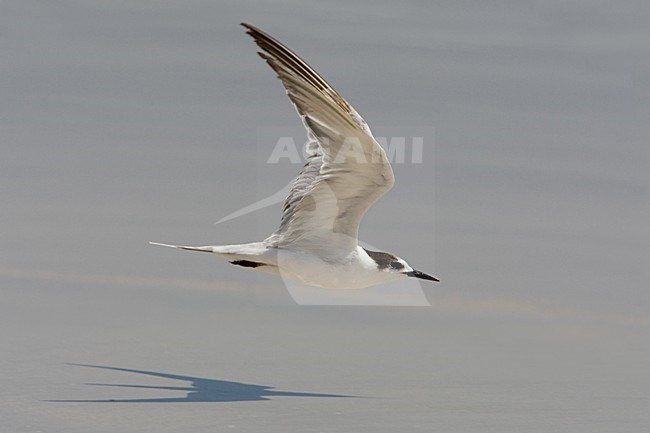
[{"x1": 274, "y1": 246, "x2": 403, "y2": 289}]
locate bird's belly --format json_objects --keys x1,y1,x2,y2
[{"x1": 275, "y1": 251, "x2": 387, "y2": 289}]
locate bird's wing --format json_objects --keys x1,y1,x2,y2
[{"x1": 242, "y1": 23, "x2": 394, "y2": 258}]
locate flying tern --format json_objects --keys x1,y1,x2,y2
[{"x1": 151, "y1": 23, "x2": 438, "y2": 289}]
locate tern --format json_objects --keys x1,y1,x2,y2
[{"x1": 151, "y1": 23, "x2": 438, "y2": 289}]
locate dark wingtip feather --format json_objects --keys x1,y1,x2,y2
[
  {"x1": 241, "y1": 22, "x2": 265, "y2": 39},
  {"x1": 240, "y1": 22, "x2": 354, "y2": 120}
]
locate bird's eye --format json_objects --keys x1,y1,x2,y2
[{"x1": 390, "y1": 261, "x2": 404, "y2": 270}]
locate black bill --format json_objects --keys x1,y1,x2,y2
[{"x1": 404, "y1": 270, "x2": 439, "y2": 282}]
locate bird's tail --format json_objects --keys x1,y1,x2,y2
[
  {"x1": 149, "y1": 242, "x2": 215, "y2": 253},
  {"x1": 150, "y1": 241, "x2": 277, "y2": 271},
  {"x1": 149, "y1": 241, "x2": 270, "y2": 257}
]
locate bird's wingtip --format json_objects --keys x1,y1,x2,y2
[{"x1": 240, "y1": 22, "x2": 255, "y2": 31}]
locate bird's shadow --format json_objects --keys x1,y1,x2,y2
[{"x1": 49, "y1": 364, "x2": 355, "y2": 403}]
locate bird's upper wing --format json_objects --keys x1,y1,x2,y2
[{"x1": 242, "y1": 23, "x2": 394, "y2": 258}]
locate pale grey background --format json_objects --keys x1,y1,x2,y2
[{"x1": 1, "y1": 1, "x2": 648, "y2": 432}]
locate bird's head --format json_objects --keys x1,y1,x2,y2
[
  {"x1": 363, "y1": 249, "x2": 439, "y2": 282},
  {"x1": 390, "y1": 257, "x2": 439, "y2": 282}
]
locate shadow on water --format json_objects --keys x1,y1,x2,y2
[{"x1": 49, "y1": 364, "x2": 356, "y2": 403}]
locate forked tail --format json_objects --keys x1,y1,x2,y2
[
  {"x1": 149, "y1": 241, "x2": 277, "y2": 273},
  {"x1": 149, "y1": 242, "x2": 214, "y2": 253}
]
